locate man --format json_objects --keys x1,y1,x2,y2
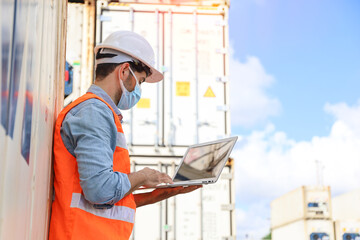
[{"x1": 49, "y1": 31, "x2": 201, "y2": 240}]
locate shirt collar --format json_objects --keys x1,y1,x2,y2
[{"x1": 87, "y1": 84, "x2": 122, "y2": 116}]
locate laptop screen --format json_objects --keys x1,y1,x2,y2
[{"x1": 173, "y1": 137, "x2": 237, "y2": 182}]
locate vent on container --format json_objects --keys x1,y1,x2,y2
[
  {"x1": 343, "y1": 233, "x2": 360, "y2": 240},
  {"x1": 310, "y1": 233, "x2": 329, "y2": 240}
]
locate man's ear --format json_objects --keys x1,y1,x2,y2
[{"x1": 118, "y1": 62, "x2": 130, "y2": 81}]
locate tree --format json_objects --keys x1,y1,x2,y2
[{"x1": 262, "y1": 232, "x2": 271, "y2": 240}]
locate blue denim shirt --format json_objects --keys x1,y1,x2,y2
[{"x1": 60, "y1": 85, "x2": 131, "y2": 208}]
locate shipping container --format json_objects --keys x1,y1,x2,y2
[
  {"x1": 130, "y1": 157, "x2": 235, "y2": 240},
  {"x1": 271, "y1": 186, "x2": 332, "y2": 229},
  {"x1": 65, "y1": 1, "x2": 96, "y2": 106},
  {"x1": 0, "y1": 0, "x2": 234, "y2": 239},
  {"x1": 0, "y1": 0, "x2": 67, "y2": 239},
  {"x1": 332, "y1": 189, "x2": 360, "y2": 221},
  {"x1": 95, "y1": 0, "x2": 231, "y2": 154},
  {"x1": 272, "y1": 219, "x2": 334, "y2": 240},
  {"x1": 334, "y1": 220, "x2": 360, "y2": 240},
  {"x1": 89, "y1": 1, "x2": 234, "y2": 239},
  {"x1": 91, "y1": 1, "x2": 235, "y2": 239}
]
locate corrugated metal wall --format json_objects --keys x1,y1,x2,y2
[{"x1": 0, "y1": 0, "x2": 66, "y2": 239}]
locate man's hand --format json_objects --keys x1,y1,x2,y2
[
  {"x1": 126, "y1": 167, "x2": 173, "y2": 196},
  {"x1": 134, "y1": 185, "x2": 202, "y2": 208},
  {"x1": 138, "y1": 167, "x2": 173, "y2": 188},
  {"x1": 126, "y1": 168, "x2": 202, "y2": 207}
]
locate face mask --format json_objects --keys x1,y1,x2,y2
[{"x1": 117, "y1": 67, "x2": 142, "y2": 110}]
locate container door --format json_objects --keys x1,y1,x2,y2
[
  {"x1": 163, "y1": 11, "x2": 227, "y2": 146},
  {"x1": 99, "y1": 5, "x2": 228, "y2": 148},
  {"x1": 100, "y1": 9, "x2": 163, "y2": 146},
  {"x1": 197, "y1": 14, "x2": 227, "y2": 143},
  {"x1": 164, "y1": 12, "x2": 196, "y2": 146},
  {"x1": 132, "y1": 11, "x2": 163, "y2": 146}
]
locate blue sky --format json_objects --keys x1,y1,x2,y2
[
  {"x1": 228, "y1": 1, "x2": 360, "y2": 238},
  {"x1": 229, "y1": 0, "x2": 360, "y2": 141}
]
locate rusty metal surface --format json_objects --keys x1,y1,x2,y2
[{"x1": 112, "y1": 0, "x2": 230, "y2": 6}]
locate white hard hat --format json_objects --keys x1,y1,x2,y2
[{"x1": 94, "y1": 31, "x2": 163, "y2": 83}]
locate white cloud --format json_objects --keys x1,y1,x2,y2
[
  {"x1": 324, "y1": 100, "x2": 360, "y2": 136},
  {"x1": 233, "y1": 101, "x2": 360, "y2": 239},
  {"x1": 236, "y1": 203, "x2": 271, "y2": 240},
  {"x1": 229, "y1": 55, "x2": 281, "y2": 128}
]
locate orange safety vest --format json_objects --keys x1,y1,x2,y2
[{"x1": 49, "y1": 93, "x2": 136, "y2": 240}]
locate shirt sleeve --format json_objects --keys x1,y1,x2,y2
[{"x1": 60, "y1": 99, "x2": 131, "y2": 206}]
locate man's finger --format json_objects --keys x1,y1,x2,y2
[{"x1": 161, "y1": 173, "x2": 173, "y2": 184}]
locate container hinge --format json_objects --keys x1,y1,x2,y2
[
  {"x1": 222, "y1": 237, "x2": 236, "y2": 240},
  {"x1": 217, "y1": 105, "x2": 230, "y2": 112},
  {"x1": 99, "y1": 15, "x2": 112, "y2": 22},
  {"x1": 216, "y1": 76, "x2": 229, "y2": 83},
  {"x1": 221, "y1": 204, "x2": 235, "y2": 211},
  {"x1": 216, "y1": 48, "x2": 228, "y2": 54},
  {"x1": 215, "y1": 20, "x2": 227, "y2": 27},
  {"x1": 221, "y1": 173, "x2": 233, "y2": 180}
]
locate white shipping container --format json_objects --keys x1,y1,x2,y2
[
  {"x1": 130, "y1": 157, "x2": 235, "y2": 240},
  {"x1": 332, "y1": 189, "x2": 360, "y2": 221},
  {"x1": 334, "y1": 220, "x2": 360, "y2": 240},
  {"x1": 65, "y1": 2, "x2": 95, "y2": 106},
  {"x1": 272, "y1": 219, "x2": 334, "y2": 240},
  {"x1": 271, "y1": 186, "x2": 332, "y2": 229},
  {"x1": 0, "y1": 0, "x2": 67, "y2": 239},
  {"x1": 96, "y1": 1, "x2": 231, "y2": 153}
]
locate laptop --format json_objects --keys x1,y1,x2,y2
[{"x1": 155, "y1": 136, "x2": 238, "y2": 189}]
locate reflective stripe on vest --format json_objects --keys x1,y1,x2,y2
[
  {"x1": 116, "y1": 132, "x2": 128, "y2": 150},
  {"x1": 70, "y1": 193, "x2": 135, "y2": 223}
]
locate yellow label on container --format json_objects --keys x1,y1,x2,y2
[
  {"x1": 176, "y1": 82, "x2": 190, "y2": 96},
  {"x1": 137, "y1": 98, "x2": 150, "y2": 108},
  {"x1": 204, "y1": 86, "x2": 216, "y2": 98}
]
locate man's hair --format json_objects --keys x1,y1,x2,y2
[{"x1": 95, "y1": 49, "x2": 151, "y2": 81}]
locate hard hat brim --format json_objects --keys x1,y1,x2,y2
[
  {"x1": 146, "y1": 67, "x2": 164, "y2": 83},
  {"x1": 94, "y1": 44, "x2": 164, "y2": 83}
]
